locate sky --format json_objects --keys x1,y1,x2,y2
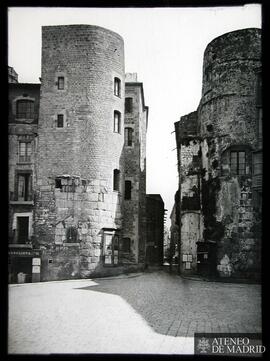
[{"x1": 8, "y1": 5, "x2": 261, "y2": 227}]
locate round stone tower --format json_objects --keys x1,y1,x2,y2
[
  {"x1": 197, "y1": 28, "x2": 262, "y2": 279},
  {"x1": 35, "y1": 25, "x2": 125, "y2": 279},
  {"x1": 198, "y1": 28, "x2": 261, "y2": 147}
]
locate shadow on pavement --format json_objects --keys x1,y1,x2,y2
[{"x1": 74, "y1": 270, "x2": 261, "y2": 337}]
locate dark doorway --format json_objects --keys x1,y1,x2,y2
[
  {"x1": 9, "y1": 257, "x2": 32, "y2": 283},
  {"x1": 103, "y1": 232, "x2": 119, "y2": 265},
  {"x1": 17, "y1": 217, "x2": 29, "y2": 244}
]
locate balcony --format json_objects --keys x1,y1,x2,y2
[{"x1": 9, "y1": 192, "x2": 34, "y2": 205}]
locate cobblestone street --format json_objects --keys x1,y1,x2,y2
[{"x1": 8, "y1": 271, "x2": 261, "y2": 354}]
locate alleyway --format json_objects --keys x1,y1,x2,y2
[{"x1": 8, "y1": 271, "x2": 261, "y2": 354}]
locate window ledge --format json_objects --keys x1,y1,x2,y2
[
  {"x1": 63, "y1": 243, "x2": 80, "y2": 247},
  {"x1": 9, "y1": 201, "x2": 34, "y2": 205},
  {"x1": 15, "y1": 118, "x2": 35, "y2": 122},
  {"x1": 113, "y1": 191, "x2": 122, "y2": 195},
  {"x1": 9, "y1": 244, "x2": 33, "y2": 248}
]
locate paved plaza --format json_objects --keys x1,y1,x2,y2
[{"x1": 8, "y1": 271, "x2": 261, "y2": 354}]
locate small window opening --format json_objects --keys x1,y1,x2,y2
[
  {"x1": 17, "y1": 173, "x2": 32, "y2": 201},
  {"x1": 253, "y1": 152, "x2": 262, "y2": 176},
  {"x1": 19, "y1": 142, "x2": 32, "y2": 163},
  {"x1": 124, "y1": 180, "x2": 132, "y2": 200},
  {"x1": 124, "y1": 127, "x2": 133, "y2": 146},
  {"x1": 57, "y1": 114, "x2": 64, "y2": 128},
  {"x1": 16, "y1": 216, "x2": 29, "y2": 244},
  {"x1": 125, "y1": 98, "x2": 133, "y2": 113},
  {"x1": 16, "y1": 99, "x2": 34, "y2": 119},
  {"x1": 55, "y1": 178, "x2": 62, "y2": 189},
  {"x1": 57, "y1": 77, "x2": 65, "y2": 90},
  {"x1": 66, "y1": 226, "x2": 78, "y2": 243},
  {"x1": 113, "y1": 169, "x2": 120, "y2": 191},
  {"x1": 114, "y1": 78, "x2": 121, "y2": 97},
  {"x1": 113, "y1": 111, "x2": 121, "y2": 133},
  {"x1": 230, "y1": 151, "x2": 246, "y2": 175}
]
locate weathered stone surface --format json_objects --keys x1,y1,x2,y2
[
  {"x1": 6, "y1": 25, "x2": 151, "y2": 281},
  {"x1": 34, "y1": 25, "x2": 125, "y2": 279},
  {"x1": 174, "y1": 29, "x2": 262, "y2": 279}
]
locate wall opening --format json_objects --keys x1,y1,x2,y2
[
  {"x1": 124, "y1": 180, "x2": 132, "y2": 200},
  {"x1": 113, "y1": 169, "x2": 120, "y2": 191}
]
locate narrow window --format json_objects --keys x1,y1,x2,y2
[
  {"x1": 230, "y1": 151, "x2": 246, "y2": 175},
  {"x1": 16, "y1": 217, "x2": 29, "y2": 244},
  {"x1": 17, "y1": 173, "x2": 32, "y2": 201},
  {"x1": 114, "y1": 77, "x2": 121, "y2": 97},
  {"x1": 253, "y1": 152, "x2": 262, "y2": 176},
  {"x1": 57, "y1": 114, "x2": 64, "y2": 128},
  {"x1": 66, "y1": 226, "x2": 78, "y2": 243},
  {"x1": 113, "y1": 169, "x2": 120, "y2": 191},
  {"x1": 55, "y1": 178, "x2": 62, "y2": 189},
  {"x1": 19, "y1": 142, "x2": 32, "y2": 163},
  {"x1": 124, "y1": 180, "x2": 132, "y2": 200},
  {"x1": 113, "y1": 111, "x2": 121, "y2": 133},
  {"x1": 124, "y1": 127, "x2": 133, "y2": 146},
  {"x1": 125, "y1": 97, "x2": 133, "y2": 113},
  {"x1": 57, "y1": 76, "x2": 65, "y2": 90},
  {"x1": 120, "y1": 237, "x2": 131, "y2": 252},
  {"x1": 16, "y1": 100, "x2": 34, "y2": 119}
]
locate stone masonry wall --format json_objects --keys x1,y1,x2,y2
[
  {"x1": 199, "y1": 28, "x2": 261, "y2": 278},
  {"x1": 176, "y1": 116, "x2": 203, "y2": 274},
  {"x1": 123, "y1": 83, "x2": 147, "y2": 265},
  {"x1": 175, "y1": 29, "x2": 261, "y2": 279},
  {"x1": 35, "y1": 25, "x2": 125, "y2": 279}
]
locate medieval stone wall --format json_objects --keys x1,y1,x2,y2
[
  {"x1": 175, "y1": 28, "x2": 262, "y2": 279},
  {"x1": 9, "y1": 26, "x2": 150, "y2": 283},
  {"x1": 35, "y1": 25, "x2": 125, "y2": 279},
  {"x1": 199, "y1": 29, "x2": 261, "y2": 278}
]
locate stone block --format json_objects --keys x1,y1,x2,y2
[
  {"x1": 86, "y1": 235, "x2": 92, "y2": 243},
  {"x1": 87, "y1": 193, "x2": 99, "y2": 202}
]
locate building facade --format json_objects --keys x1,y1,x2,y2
[
  {"x1": 146, "y1": 194, "x2": 165, "y2": 266},
  {"x1": 8, "y1": 25, "x2": 149, "y2": 282},
  {"x1": 174, "y1": 28, "x2": 262, "y2": 279},
  {"x1": 122, "y1": 73, "x2": 148, "y2": 265}
]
